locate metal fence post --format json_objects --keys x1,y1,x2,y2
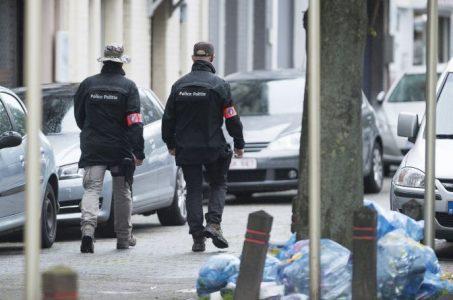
[
  {"x1": 308, "y1": 0, "x2": 321, "y2": 299},
  {"x1": 24, "y1": 0, "x2": 43, "y2": 298},
  {"x1": 424, "y1": 0, "x2": 438, "y2": 249}
]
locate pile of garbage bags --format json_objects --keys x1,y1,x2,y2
[{"x1": 196, "y1": 201, "x2": 453, "y2": 299}]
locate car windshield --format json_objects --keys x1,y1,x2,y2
[
  {"x1": 229, "y1": 78, "x2": 304, "y2": 116},
  {"x1": 436, "y1": 73, "x2": 453, "y2": 136},
  {"x1": 388, "y1": 74, "x2": 427, "y2": 103},
  {"x1": 43, "y1": 95, "x2": 79, "y2": 134}
]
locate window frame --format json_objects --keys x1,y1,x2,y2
[{"x1": 0, "y1": 92, "x2": 27, "y2": 136}]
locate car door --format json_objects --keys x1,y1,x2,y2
[{"x1": 0, "y1": 94, "x2": 26, "y2": 217}]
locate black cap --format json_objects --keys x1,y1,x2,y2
[{"x1": 193, "y1": 42, "x2": 214, "y2": 57}]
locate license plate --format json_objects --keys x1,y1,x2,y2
[
  {"x1": 229, "y1": 158, "x2": 257, "y2": 170},
  {"x1": 448, "y1": 201, "x2": 453, "y2": 215}
]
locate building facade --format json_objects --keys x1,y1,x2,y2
[{"x1": 390, "y1": 0, "x2": 453, "y2": 82}]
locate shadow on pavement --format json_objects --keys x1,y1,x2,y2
[{"x1": 436, "y1": 241, "x2": 453, "y2": 261}]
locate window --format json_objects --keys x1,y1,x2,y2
[
  {"x1": 1, "y1": 93, "x2": 26, "y2": 136},
  {"x1": 413, "y1": 13, "x2": 450, "y2": 65},
  {"x1": 229, "y1": 78, "x2": 305, "y2": 116},
  {"x1": 42, "y1": 95, "x2": 79, "y2": 134},
  {"x1": 140, "y1": 91, "x2": 161, "y2": 125},
  {"x1": 0, "y1": 101, "x2": 12, "y2": 135},
  {"x1": 435, "y1": 73, "x2": 453, "y2": 135}
]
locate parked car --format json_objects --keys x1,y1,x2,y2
[
  {"x1": 391, "y1": 60, "x2": 453, "y2": 240},
  {"x1": 222, "y1": 69, "x2": 384, "y2": 197},
  {"x1": 375, "y1": 65, "x2": 445, "y2": 173},
  {"x1": 14, "y1": 84, "x2": 186, "y2": 235},
  {"x1": 0, "y1": 87, "x2": 59, "y2": 247}
]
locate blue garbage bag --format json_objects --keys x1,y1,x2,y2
[
  {"x1": 364, "y1": 200, "x2": 424, "y2": 241},
  {"x1": 269, "y1": 233, "x2": 297, "y2": 260},
  {"x1": 278, "y1": 239, "x2": 352, "y2": 299},
  {"x1": 196, "y1": 254, "x2": 240, "y2": 296},
  {"x1": 377, "y1": 229, "x2": 445, "y2": 299},
  {"x1": 228, "y1": 255, "x2": 280, "y2": 284}
]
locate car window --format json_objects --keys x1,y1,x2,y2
[
  {"x1": 42, "y1": 94, "x2": 79, "y2": 134},
  {"x1": 388, "y1": 73, "x2": 440, "y2": 103},
  {"x1": 229, "y1": 78, "x2": 305, "y2": 116},
  {"x1": 140, "y1": 91, "x2": 161, "y2": 125},
  {"x1": 1, "y1": 93, "x2": 26, "y2": 136},
  {"x1": 0, "y1": 100, "x2": 12, "y2": 135}
]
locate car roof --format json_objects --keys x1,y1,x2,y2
[{"x1": 225, "y1": 69, "x2": 304, "y2": 81}]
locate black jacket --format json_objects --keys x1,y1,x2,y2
[
  {"x1": 162, "y1": 60, "x2": 244, "y2": 165},
  {"x1": 74, "y1": 62, "x2": 145, "y2": 168}
]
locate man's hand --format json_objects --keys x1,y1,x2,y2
[
  {"x1": 135, "y1": 159, "x2": 143, "y2": 166},
  {"x1": 168, "y1": 148, "x2": 176, "y2": 156},
  {"x1": 133, "y1": 154, "x2": 143, "y2": 166},
  {"x1": 234, "y1": 148, "x2": 244, "y2": 158}
]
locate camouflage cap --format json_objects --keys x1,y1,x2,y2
[
  {"x1": 97, "y1": 44, "x2": 131, "y2": 64},
  {"x1": 193, "y1": 42, "x2": 214, "y2": 57}
]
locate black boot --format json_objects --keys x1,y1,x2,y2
[
  {"x1": 204, "y1": 223, "x2": 229, "y2": 249},
  {"x1": 80, "y1": 235, "x2": 94, "y2": 253},
  {"x1": 192, "y1": 233, "x2": 206, "y2": 252}
]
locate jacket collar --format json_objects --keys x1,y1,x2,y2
[
  {"x1": 191, "y1": 60, "x2": 216, "y2": 74},
  {"x1": 101, "y1": 62, "x2": 126, "y2": 76}
]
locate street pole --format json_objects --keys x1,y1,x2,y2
[
  {"x1": 24, "y1": 0, "x2": 43, "y2": 298},
  {"x1": 308, "y1": 0, "x2": 321, "y2": 298},
  {"x1": 424, "y1": 0, "x2": 438, "y2": 249}
]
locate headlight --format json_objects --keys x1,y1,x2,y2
[
  {"x1": 393, "y1": 167, "x2": 425, "y2": 188},
  {"x1": 58, "y1": 163, "x2": 84, "y2": 180},
  {"x1": 267, "y1": 132, "x2": 301, "y2": 151}
]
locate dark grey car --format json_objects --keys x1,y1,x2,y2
[{"x1": 224, "y1": 69, "x2": 384, "y2": 196}]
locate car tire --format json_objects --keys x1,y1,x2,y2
[
  {"x1": 158, "y1": 168, "x2": 187, "y2": 226},
  {"x1": 41, "y1": 183, "x2": 58, "y2": 248},
  {"x1": 99, "y1": 197, "x2": 116, "y2": 238},
  {"x1": 364, "y1": 143, "x2": 384, "y2": 194}
]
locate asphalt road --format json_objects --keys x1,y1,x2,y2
[{"x1": 1, "y1": 178, "x2": 453, "y2": 299}]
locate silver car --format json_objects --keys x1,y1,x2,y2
[
  {"x1": 223, "y1": 69, "x2": 384, "y2": 197},
  {"x1": 391, "y1": 60, "x2": 453, "y2": 240},
  {"x1": 14, "y1": 84, "x2": 187, "y2": 235},
  {"x1": 0, "y1": 87, "x2": 59, "y2": 247},
  {"x1": 375, "y1": 65, "x2": 445, "y2": 173}
]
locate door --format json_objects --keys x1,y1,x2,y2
[
  {"x1": 0, "y1": 96, "x2": 25, "y2": 217},
  {"x1": 131, "y1": 90, "x2": 165, "y2": 205}
]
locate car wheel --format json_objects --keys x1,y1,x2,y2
[
  {"x1": 41, "y1": 183, "x2": 57, "y2": 248},
  {"x1": 364, "y1": 143, "x2": 384, "y2": 194},
  {"x1": 158, "y1": 168, "x2": 187, "y2": 226}
]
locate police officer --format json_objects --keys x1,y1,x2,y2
[
  {"x1": 162, "y1": 42, "x2": 245, "y2": 252},
  {"x1": 74, "y1": 44, "x2": 145, "y2": 253}
]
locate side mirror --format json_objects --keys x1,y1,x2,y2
[
  {"x1": 0, "y1": 131, "x2": 22, "y2": 149},
  {"x1": 376, "y1": 91, "x2": 385, "y2": 104},
  {"x1": 397, "y1": 113, "x2": 419, "y2": 142}
]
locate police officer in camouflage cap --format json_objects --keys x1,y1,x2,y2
[{"x1": 74, "y1": 44, "x2": 145, "y2": 253}]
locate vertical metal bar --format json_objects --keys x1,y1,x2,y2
[
  {"x1": 24, "y1": 0, "x2": 43, "y2": 298},
  {"x1": 308, "y1": 0, "x2": 321, "y2": 298},
  {"x1": 424, "y1": 0, "x2": 438, "y2": 249}
]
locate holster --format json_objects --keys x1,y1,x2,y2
[{"x1": 111, "y1": 158, "x2": 136, "y2": 187}]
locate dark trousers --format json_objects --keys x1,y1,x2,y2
[{"x1": 181, "y1": 154, "x2": 232, "y2": 235}]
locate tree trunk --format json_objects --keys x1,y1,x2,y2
[{"x1": 292, "y1": 1, "x2": 368, "y2": 249}]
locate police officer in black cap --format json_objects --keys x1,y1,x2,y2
[{"x1": 162, "y1": 42, "x2": 245, "y2": 252}]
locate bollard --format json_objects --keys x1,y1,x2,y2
[
  {"x1": 234, "y1": 210, "x2": 273, "y2": 300},
  {"x1": 42, "y1": 265, "x2": 78, "y2": 300},
  {"x1": 352, "y1": 206, "x2": 377, "y2": 300}
]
